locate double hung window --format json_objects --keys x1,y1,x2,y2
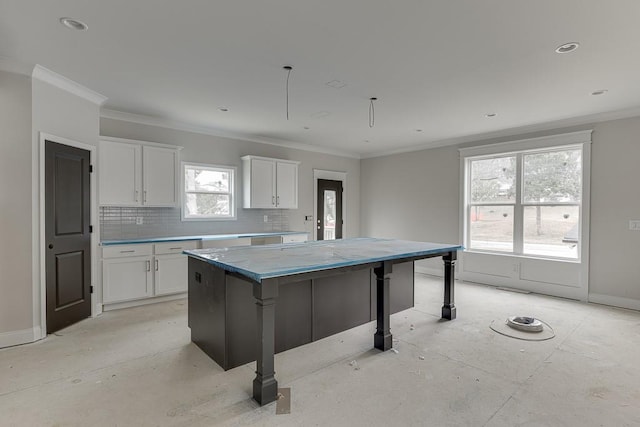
[
  {"x1": 183, "y1": 163, "x2": 236, "y2": 220},
  {"x1": 466, "y1": 145, "x2": 583, "y2": 260}
]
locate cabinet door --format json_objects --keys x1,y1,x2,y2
[
  {"x1": 276, "y1": 161, "x2": 298, "y2": 208},
  {"x1": 99, "y1": 141, "x2": 141, "y2": 206},
  {"x1": 154, "y1": 254, "x2": 188, "y2": 295},
  {"x1": 102, "y1": 257, "x2": 152, "y2": 303},
  {"x1": 249, "y1": 158, "x2": 276, "y2": 208},
  {"x1": 143, "y1": 146, "x2": 178, "y2": 206}
]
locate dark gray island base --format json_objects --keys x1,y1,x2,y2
[{"x1": 185, "y1": 238, "x2": 462, "y2": 405}]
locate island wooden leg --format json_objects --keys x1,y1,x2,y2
[
  {"x1": 442, "y1": 251, "x2": 457, "y2": 320},
  {"x1": 252, "y1": 280, "x2": 278, "y2": 405},
  {"x1": 374, "y1": 261, "x2": 393, "y2": 351}
]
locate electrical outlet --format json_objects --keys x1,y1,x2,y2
[
  {"x1": 304, "y1": 215, "x2": 313, "y2": 221},
  {"x1": 630, "y1": 220, "x2": 640, "y2": 231},
  {"x1": 136, "y1": 217, "x2": 143, "y2": 225},
  {"x1": 263, "y1": 215, "x2": 268, "y2": 223}
]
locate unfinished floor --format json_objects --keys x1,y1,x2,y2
[{"x1": 1, "y1": 275, "x2": 639, "y2": 426}]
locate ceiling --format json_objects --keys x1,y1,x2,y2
[{"x1": 2, "y1": 1, "x2": 640, "y2": 158}]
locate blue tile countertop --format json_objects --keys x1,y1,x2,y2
[
  {"x1": 100, "y1": 231, "x2": 308, "y2": 246},
  {"x1": 185, "y1": 238, "x2": 464, "y2": 282}
]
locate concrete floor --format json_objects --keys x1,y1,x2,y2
[{"x1": 1, "y1": 275, "x2": 639, "y2": 426}]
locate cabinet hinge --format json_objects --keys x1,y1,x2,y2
[
  {"x1": 89, "y1": 165, "x2": 93, "y2": 173},
  {"x1": 89, "y1": 225, "x2": 93, "y2": 233},
  {"x1": 90, "y1": 285, "x2": 94, "y2": 294}
]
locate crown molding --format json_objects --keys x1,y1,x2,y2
[
  {"x1": 100, "y1": 108, "x2": 361, "y2": 159},
  {"x1": 361, "y1": 106, "x2": 640, "y2": 159},
  {"x1": 32, "y1": 65, "x2": 107, "y2": 105},
  {"x1": 0, "y1": 55, "x2": 33, "y2": 75}
]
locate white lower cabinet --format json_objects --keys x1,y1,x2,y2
[
  {"x1": 103, "y1": 256, "x2": 153, "y2": 303},
  {"x1": 102, "y1": 240, "x2": 199, "y2": 306},
  {"x1": 101, "y1": 235, "x2": 307, "y2": 308}
]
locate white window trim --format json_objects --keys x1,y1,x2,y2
[
  {"x1": 458, "y1": 130, "x2": 592, "y2": 301},
  {"x1": 459, "y1": 130, "x2": 592, "y2": 260},
  {"x1": 181, "y1": 161, "x2": 237, "y2": 221}
]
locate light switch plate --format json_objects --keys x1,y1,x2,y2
[
  {"x1": 630, "y1": 220, "x2": 640, "y2": 231},
  {"x1": 136, "y1": 217, "x2": 143, "y2": 225}
]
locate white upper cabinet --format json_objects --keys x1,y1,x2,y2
[
  {"x1": 242, "y1": 155, "x2": 299, "y2": 209},
  {"x1": 99, "y1": 140, "x2": 141, "y2": 205},
  {"x1": 275, "y1": 161, "x2": 298, "y2": 209},
  {"x1": 99, "y1": 137, "x2": 181, "y2": 207},
  {"x1": 142, "y1": 145, "x2": 179, "y2": 206}
]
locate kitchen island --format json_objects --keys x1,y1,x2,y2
[{"x1": 185, "y1": 238, "x2": 462, "y2": 405}]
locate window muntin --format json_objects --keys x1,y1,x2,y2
[
  {"x1": 183, "y1": 163, "x2": 235, "y2": 220},
  {"x1": 466, "y1": 146, "x2": 582, "y2": 260}
]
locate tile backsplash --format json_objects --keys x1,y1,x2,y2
[{"x1": 100, "y1": 207, "x2": 291, "y2": 240}]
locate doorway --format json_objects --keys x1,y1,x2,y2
[
  {"x1": 317, "y1": 179, "x2": 343, "y2": 240},
  {"x1": 45, "y1": 140, "x2": 92, "y2": 333}
]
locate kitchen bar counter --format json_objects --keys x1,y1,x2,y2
[
  {"x1": 100, "y1": 231, "x2": 307, "y2": 246},
  {"x1": 185, "y1": 238, "x2": 462, "y2": 405}
]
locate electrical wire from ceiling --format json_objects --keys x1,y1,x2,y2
[
  {"x1": 369, "y1": 97, "x2": 377, "y2": 128},
  {"x1": 283, "y1": 65, "x2": 293, "y2": 120}
]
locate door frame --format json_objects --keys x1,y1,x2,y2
[
  {"x1": 313, "y1": 170, "x2": 347, "y2": 240},
  {"x1": 35, "y1": 132, "x2": 99, "y2": 339}
]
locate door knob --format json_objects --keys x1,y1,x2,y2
[{"x1": 48, "y1": 244, "x2": 54, "y2": 249}]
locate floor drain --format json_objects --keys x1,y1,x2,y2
[{"x1": 506, "y1": 316, "x2": 543, "y2": 332}]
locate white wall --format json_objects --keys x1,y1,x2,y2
[
  {"x1": 361, "y1": 117, "x2": 640, "y2": 308},
  {"x1": 0, "y1": 70, "x2": 33, "y2": 341},
  {"x1": 100, "y1": 118, "x2": 361, "y2": 238},
  {"x1": 588, "y1": 117, "x2": 640, "y2": 307},
  {"x1": 360, "y1": 145, "x2": 460, "y2": 273}
]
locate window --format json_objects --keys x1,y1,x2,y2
[
  {"x1": 182, "y1": 163, "x2": 236, "y2": 220},
  {"x1": 465, "y1": 145, "x2": 583, "y2": 260}
]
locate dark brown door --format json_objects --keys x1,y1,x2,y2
[
  {"x1": 45, "y1": 141, "x2": 91, "y2": 333},
  {"x1": 317, "y1": 179, "x2": 343, "y2": 240}
]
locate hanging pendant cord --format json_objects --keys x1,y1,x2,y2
[
  {"x1": 369, "y1": 97, "x2": 377, "y2": 128},
  {"x1": 284, "y1": 66, "x2": 293, "y2": 120}
]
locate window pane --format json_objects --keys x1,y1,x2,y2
[
  {"x1": 523, "y1": 206, "x2": 579, "y2": 258},
  {"x1": 470, "y1": 157, "x2": 516, "y2": 203},
  {"x1": 184, "y1": 193, "x2": 230, "y2": 217},
  {"x1": 469, "y1": 206, "x2": 513, "y2": 252},
  {"x1": 185, "y1": 168, "x2": 230, "y2": 192},
  {"x1": 523, "y1": 150, "x2": 581, "y2": 203},
  {"x1": 324, "y1": 190, "x2": 336, "y2": 240}
]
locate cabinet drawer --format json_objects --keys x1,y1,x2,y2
[
  {"x1": 251, "y1": 236, "x2": 282, "y2": 245},
  {"x1": 282, "y1": 234, "x2": 308, "y2": 243},
  {"x1": 102, "y1": 244, "x2": 153, "y2": 259},
  {"x1": 154, "y1": 240, "x2": 200, "y2": 255},
  {"x1": 201, "y1": 237, "x2": 251, "y2": 249}
]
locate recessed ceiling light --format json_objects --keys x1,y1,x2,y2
[
  {"x1": 485, "y1": 113, "x2": 497, "y2": 118},
  {"x1": 416, "y1": 129, "x2": 423, "y2": 132},
  {"x1": 218, "y1": 107, "x2": 229, "y2": 112},
  {"x1": 59, "y1": 17, "x2": 88, "y2": 31},
  {"x1": 303, "y1": 126, "x2": 310, "y2": 130},
  {"x1": 591, "y1": 89, "x2": 608, "y2": 96},
  {"x1": 363, "y1": 140, "x2": 370, "y2": 143},
  {"x1": 555, "y1": 42, "x2": 579, "y2": 54}
]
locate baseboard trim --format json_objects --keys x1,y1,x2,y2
[
  {"x1": 588, "y1": 293, "x2": 640, "y2": 312},
  {"x1": 0, "y1": 326, "x2": 42, "y2": 349},
  {"x1": 415, "y1": 266, "x2": 443, "y2": 277},
  {"x1": 103, "y1": 293, "x2": 186, "y2": 311}
]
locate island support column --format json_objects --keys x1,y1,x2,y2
[
  {"x1": 442, "y1": 251, "x2": 456, "y2": 320},
  {"x1": 374, "y1": 261, "x2": 393, "y2": 351},
  {"x1": 252, "y1": 279, "x2": 279, "y2": 405}
]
